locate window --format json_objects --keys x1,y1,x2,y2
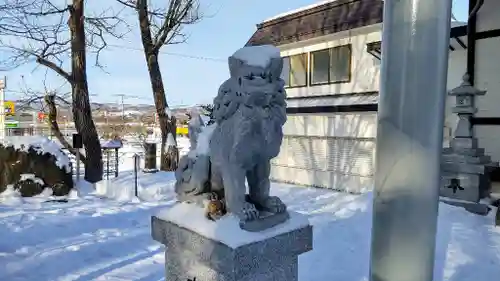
[
  {"x1": 281, "y1": 57, "x2": 290, "y2": 86},
  {"x1": 310, "y1": 49, "x2": 329, "y2": 84},
  {"x1": 310, "y1": 45, "x2": 351, "y2": 85},
  {"x1": 281, "y1": 53, "x2": 307, "y2": 87}
]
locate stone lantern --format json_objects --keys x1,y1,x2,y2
[
  {"x1": 449, "y1": 74, "x2": 485, "y2": 138},
  {"x1": 441, "y1": 74, "x2": 498, "y2": 214}
]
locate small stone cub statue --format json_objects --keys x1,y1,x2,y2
[{"x1": 205, "y1": 191, "x2": 226, "y2": 221}]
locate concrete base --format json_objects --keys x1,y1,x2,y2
[
  {"x1": 151, "y1": 203, "x2": 313, "y2": 281},
  {"x1": 439, "y1": 197, "x2": 491, "y2": 215},
  {"x1": 441, "y1": 136, "x2": 498, "y2": 203}
]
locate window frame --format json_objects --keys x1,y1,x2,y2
[
  {"x1": 282, "y1": 53, "x2": 308, "y2": 88},
  {"x1": 309, "y1": 44, "x2": 352, "y2": 86}
]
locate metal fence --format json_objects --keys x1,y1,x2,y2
[
  {"x1": 62, "y1": 140, "x2": 161, "y2": 179},
  {"x1": 62, "y1": 148, "x2": 120, "y2": 179}
]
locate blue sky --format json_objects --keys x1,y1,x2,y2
[{"x1": 3, "y1": 0, "x2": 470, "y2": 107}]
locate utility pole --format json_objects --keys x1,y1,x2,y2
[
  {"x1": 114, "y1": 94, "x2": 139, "y2": 123},
  {"x1": 369, "y1": 1, "x2": 453, "y2": 281},
  {"x1": 0, "y1": 77, "x2": 6, "y2": 141},
  {"x1": 120, "y1": 95, "x2": 125, "y2": 122}
]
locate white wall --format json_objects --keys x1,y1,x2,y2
[
  {"x1": 476, "y1": 0, "x2": 499, "y2": 32},
  {"x1": 272, "y1": 112, "x2": 376, "y2": 193},
  {"x1": 283, "y1": 112, "x2": 377, "y2": 138},
  {"x1": 279, "y1": 24, "x2": 382, "y2": 98},
  {"x1": 474, "y1": 0, "x2": 500, "y2": 162}
]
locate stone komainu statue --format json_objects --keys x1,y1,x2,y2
[{"x1": 175, "y1": 45, "x2": 289, "y2": 231}]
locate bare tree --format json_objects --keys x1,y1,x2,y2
[
  {"x1": 0, "y1": 0, "x2": 128, "y2": 183},
  {"x1": 15, "y1": 80, "x2": 87, "y2": 162},
  {"x1": 117, "y1": 0, "x2": 202, "y2": 171}
]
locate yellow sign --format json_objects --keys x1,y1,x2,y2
[
  {"x1": 176, "y1": 126, "x2": 188, "y2": 135},
  {"x1": 4, "y1": 101, "x2": 14, "y2": 116}
]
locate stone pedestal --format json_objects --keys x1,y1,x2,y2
[
  {"x1": 441, "y1": 137, "x2": 497, "y2": 203},
  {"x1": 151, "y1": 203, "x2": 313, "y2": 281}
]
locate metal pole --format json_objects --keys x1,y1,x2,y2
[
  {"x1": 33, "y1": 112, "x2": 38, "y2": 135},
  {"x1": 106, "y1": 150, "x2": 110, "y2": 180},
  {"x1": 75, "y1": 151, "x2": 81, "y2": 183},
  {"x1": 115, "y1": 148, "x2": 119, "y2": 178},
  {"x1": 121, "y1": 95, "x2": 125, "y2": 123},
  {"x1": 134, "y1": 154, "x2": 138, "y2": 197},
  {"x1": 0, "y1": 77, "x2": 6, "y2": 141},
  {"x1": 369, "y1": 1, "x2": 453, "y2": 281}
]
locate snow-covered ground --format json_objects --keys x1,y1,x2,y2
[{"x1": 0, "y1": 137, "x2": 500, "y2": 281}]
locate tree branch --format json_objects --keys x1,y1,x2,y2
[
  {"x1": 0, "y1": 0, "x2": 130, "y2": 71},
  {"x1": 36, "y1": 56, "x2": 72, "y2": 82}
]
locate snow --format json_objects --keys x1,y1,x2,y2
[
  {"x1": 451, "y1": 21, "x2": 467, "y2": 28},
  {"x1": 0, "y1": 139, "x2": 500, "y2": 280},
  {"x1": 144, "y1": 134, "x2": 156, "y2": 144},
  {"x1": 35, "y1": 188, "x2": 54, "y2": 198},
  {"x1": 157, "y1": 202, "x2": 309, "y2": 248},
  {"x1": 101, "y1": 139, "x2": 123, "y2": 149},
  {"x1": 1, "y1": 136, "x2": 71, "y2": 173},
  {"x1": 263, "y1": 0, "x2": 337, "y2": 23},
  {"x1": 195, "y1": 123, "x2": 216, "y2": 155},
  {"x1": 232, "y1": 45, "x2": 281, "y2": 68},
  {"x1": 0, "y1": 185, "x2": 22, "y2": 206},
  {"x1": 200, "y1": 114, "x2": 210, "y2": 126},
  {"x1": 19, "y1": 174, "x2": 45, "y2": 186},
  {"x1": 188, "y1": 112, "x2": 202, "y2": 128},
  {"x1": 165, "y1": 107, "x2": 172, "y2": 118},
  {"x1": 95, "y1": 171, "x2": 175, "y2": 202},
  {"x1": 166, "y1": 133, "x2": 176, "y2": 147}
]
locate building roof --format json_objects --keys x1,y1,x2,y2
[
  {"x1": 246, "y1": 0, "x2": 468, "y2": 48},
  {"x1": 246, "y1": 0, "x2": 384, "y2": 46}
]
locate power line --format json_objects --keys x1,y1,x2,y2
[{"x1": 106, "y1": 44, "x2": 226, "y2": 63}]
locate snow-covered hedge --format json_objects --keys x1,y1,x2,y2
[{"x1": 0, "y1": 136, "x2": 74, "y2": 197}]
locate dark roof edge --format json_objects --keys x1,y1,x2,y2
[
  {"x1": 258, "y1": 0, "x2": 359, "y2": 29},
  {"x1": 246, "y1": 24, "x2": 467, "y2": 47}
]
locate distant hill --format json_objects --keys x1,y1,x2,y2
[{"x1": 10, "y1": 100, "x2": 206, "y2": 124}]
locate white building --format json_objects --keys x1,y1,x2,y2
[{"x1": 246, "y1": 0, "x2": 500, "y2": 192}]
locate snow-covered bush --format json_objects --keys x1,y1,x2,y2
[
  {"x1": 0, "y1": 137, "x2": 74, "y2": 197},
  {"x1": 13, "y1": 175, "x2": 45, "y2": 197}
]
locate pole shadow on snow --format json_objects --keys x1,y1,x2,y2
[{"x1": 433, "y1": 204, "x2": 500, "y2": 281}]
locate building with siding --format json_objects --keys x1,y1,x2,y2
[{"x1": 245, "y1": 0, "x2": 500, "y2": 192}]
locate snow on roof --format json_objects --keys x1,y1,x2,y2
[
  {"x1": 232, "y1": 45, "x2": 281, "y2": 68},
  {"x1": 101, "y1": 139, "x2": 123, "y2": 149},
  {"x1": 263, "y1": 0, "x2": 468, "y2": 28},
  {"x1": 263, "y1": 0, "x2": 337, "y2": 23},
  {"x1": 451, "y1": 21, "x2": 467, "y2": 28},
  {"x1": 1, "y1": 136, "x2": 71, "y2": 173},
  {"x1": 156, "y1": 202, "x2": 310, "y2": 248}
]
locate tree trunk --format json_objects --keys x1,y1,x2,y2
[
  {"x1": 69, "y1": 0, "x2": 103, "y2": 183},
  {"x1": 45, "y1": 95, "x2": 87, "y2": 163},
  {"x1": 146, "y1": 54, "x2": 178, "y2": 171},
  {"x1": 136, "y1": 0, "x2": 178, "y2": 171},
  {"x1": 162, "y1": 115, "x2": 178, "y2": 171}
]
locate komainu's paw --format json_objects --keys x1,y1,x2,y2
[
  {"x1": 239, "y1": 201, "x2": 260, "y2": 221},
  {"x1": 259, "y1": 196, "x2": 287, "y2": 213}
]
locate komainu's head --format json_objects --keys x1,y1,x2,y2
[{"x1": 210, "y1": 46, "x2": 287, "y2": 169}]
